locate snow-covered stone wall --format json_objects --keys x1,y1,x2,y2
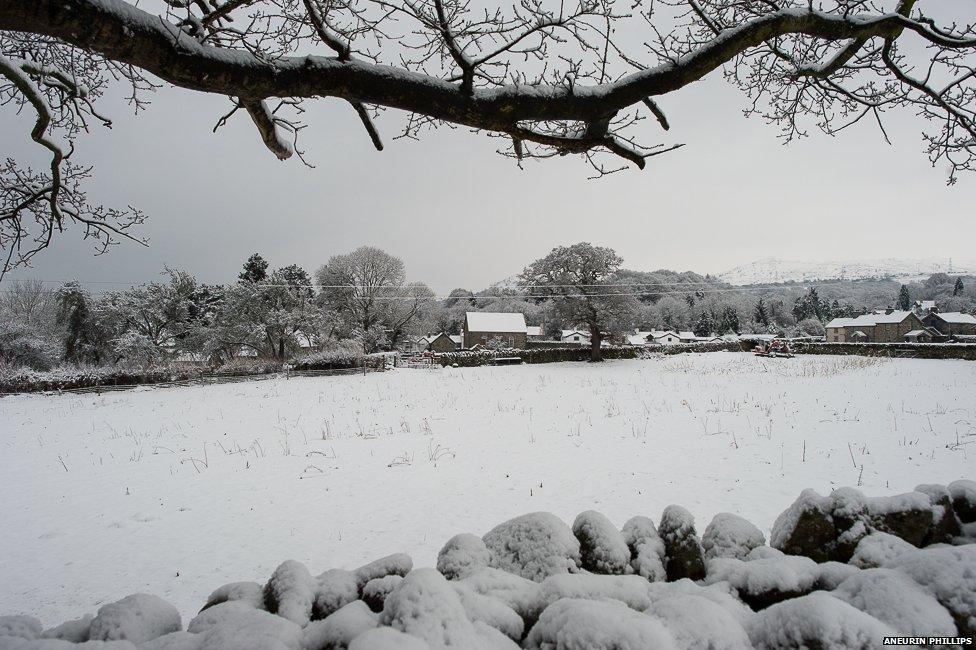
[{"x1": 2, "y1": 481, "x2": 975, "y2": 649}]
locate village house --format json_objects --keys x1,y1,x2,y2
[
  {"x1": 463, "y1": 312, "x2": 528, "y2": 349},
  {"x1": 923, "y1": 311, "x2": 976, "y2": 338},
  {"x1": 561, "y1": 329, "x2": 591, "y2": 345},
  {"x1": 825, "y1": 310, "x2": 926, "y2": 343},
  {"x1": 526, "y1": 325, "x2": 545, "y2": 341},
  {"x1": 626, "y1": 330, "x2": 681, "y2": 346}
]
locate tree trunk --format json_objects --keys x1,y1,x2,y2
[
  {"x1": 278, "y1": 337, "x2": 285, "y2": 360},
  {"x1": 589, "y1": 323, "x2": 603, "y2": 362}
]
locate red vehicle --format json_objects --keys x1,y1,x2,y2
[{"x1": 754, "y1": 338, "x2": 794, "y2": 358}]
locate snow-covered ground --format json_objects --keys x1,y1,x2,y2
[{"x1": 1, "y1": 353, "x2": 973, "y2": 624}]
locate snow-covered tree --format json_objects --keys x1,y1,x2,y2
[
  {"x1": 520, "y1": 243, "x2": 637, "y2": 361},
  {"x1": 753, "y1": 298, "x2": 770, "y2": 328},
  {"x1": 693, "y1": 311, "x2": 713, "y2": 338},
  {"x1": 719, "y1": 305, "x2": 740, "y2": 335},
  {"x1": 954, "y1": 277, "x2": 965, "y2": 296},
  {"x1": 215, "y1": 263, "x2": 317, "y2": 360},
  {"x1": 104, "y1": 268, "x2": 198, "y2": 364},
  {"x1": 3, "y1": 1, "x2": 976, "y2": 272},
  {"x1": 316, "y1": 246, "x2": 428, "y2": 352},
  {"x1": 897, "y1": 284, "x2": 911, "y2": 310}
]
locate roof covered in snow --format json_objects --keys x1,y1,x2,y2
[
  {"x1": 465, "y1": 312, "x2": 527, "y2": 333},
  {"x1": 561, "y1": 329, "x2": 590, "y2": 339},
  {"x1": 526, "y1": 326, "x2": 542, "y2": 336},
  {"x1": 929, "y1": 312, "x2": 976, "y2": 324},
  {"x1": 828, "y1": 311, "x2": 918, "y2": 328}
]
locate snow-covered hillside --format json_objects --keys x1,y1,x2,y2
[
  {"x1": 1, "y1": 353, "x2": 972, "y2": 624},
  {"x1": 718, "y1": 257, "x2": 975, "y2": 286}
]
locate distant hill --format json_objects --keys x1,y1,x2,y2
[{"x1": 717, "y1": 258, "x2": 975, "y2": 286}]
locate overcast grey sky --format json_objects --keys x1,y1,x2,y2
[{"x1": 2, "y1": 28, "x2": 975, "y2": 292}]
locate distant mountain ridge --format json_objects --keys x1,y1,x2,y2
[{"x1": 717, "y1": 257, "x2": 975, "y2": 286}]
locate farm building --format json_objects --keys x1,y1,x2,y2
[
  {"x1": 626, "y1": 330, "x2": 681, "y2": 346},
  {"x1": 560, "y1": 329, "x2": 591, "y2": 345},
  {"x1": 825, "y1": 310, "x2": 925, "y2": 343},
  {"x1": 923, "y1": 311, "x2": 976, "y2": 337},
  {"x1": 463, "y1": 312, "x2": 528, "y2": 349}
]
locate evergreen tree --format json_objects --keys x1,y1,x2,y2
[
  {"x1": 239, "y1": 253, "x2": 269, "y2": 284},
  {"x1": 792, "y1": 287, "x2": 826, "y2": 322},
  {"x1": 897, "y1": 284, "x2": 911, "y2": 310},
  {"x1": 720, "y1": 305, "x2": 740, "y2": 334},
  {"x1": 954, "y1": 277, "x2": 965, "y2": 296},
  {"x1": 693, "y1": 311, "x2": 713, "y2": 338},
  {"x1": 753, "y1": 298, "x2": 770, "y2": 327}
]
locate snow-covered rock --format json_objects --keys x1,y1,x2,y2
[
  {"x1": 645, "y1": 593, "x2": 751, "y2": 650},
  {"x1": 353, "y1": 554, "x2": 412, "y2": 589},
  {"x1": 886, "y1": 545, "x2": 976, "y2": 635},
  {"x1": 482, "y1": 513, "x2": 581, "y2": 582},
  {"x1": 41, "y1": 615, "x2": 93, "y2": 642},
  {"x1": 815, "y1": 562, "x2": 860, "y2": 590},
  {"x1": 0, "y1": 617, "x2": 42, "y2": 641},
  {"x1": 87, "y1": 594, "x2": 181, "y2": 644},
  {"x1": 186, "y1": 601, "x2": 302, "y2": 650},
  {"x1": 701, "y1": 513, "x2": 766, "y2": 561},
  {"x1": 850, "y1": 531, "x2": 918, "y2": 569},
  {"x1": 301, "y1": 601, "x2": 377, "y2": 650},
  {"x1": 572, "y1": 511, "x2": 631, "y2": 575},
  {"x1": 312, "y1": 571, "x2": 358, "y2": 621},
  {"x1": 645, "y1": 579, "x2": 754, "y2": 628},
  {"x1": 201, "y1": 582, "x2": 265, "y2": 612},
  {"x1": 770, "y1": 489, "x2": 848, "y2": 562},
  {"x1": 621, "y1": 517, "x2": 666, "y2": 582},
  {"x1": 949, "y1": 480, "x2": 976, "y2": 523},
  {"x1": 264, "y1": 561, "x2": 316, "y2": 626},
  {"x1": 533, "y1": 574, "x2": 654, "y2": 614},
  {"x1": 450, "y1": 583, "x2": 523, "y2": 641},
  {"x1": 747, "y1": 592, "x2": 895, "y2": 649},
  {"x1": 137, "y1": 631, "x2": 201, "y2": 650},
  {"x1": 771, "y1": 487, "x2": 937, "y2": 563},
  {"x1": 524, "y1": 598, "x2": 674, "y2": 650},
  {"x1": 744, "y1": 546, "x2": 784, "y2": 561},
  {"x1": 658, "y1": 506, "x2": 705, "y2": 582},
  {"x1": 914, "y1": 484, "x2": 963, "y2": 545},
  {"x1": 456, "y1": 569, "x2": 542, "y2": 623},
  {"x1": 437, "y1": 534, "x2": 490, "y2": 580},
  {"x1": 379, "y1": 569, "x2": 518, "y2": 649},
  {"x1": 361, "y1": 576, "x2": 402, "y2": 613},
  {"x1": 704, "y1": 555, "x2": 820, "y2": 609},
  {"x1": 832, "y1": 568, "x2": 956, "y2": 638},
  {"x1": 347, "y1": 627, "x2": 430, "y2": 650}
]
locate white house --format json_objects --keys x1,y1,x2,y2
[
  {"x1": 626, "y1": 330, "x2": 681, "y2": 346},
  {"x1": 649, "y1": 330, "x2": 681, "y2": 345},
  {"x1": 561, "y1": 329, "x2": 591, "y2": 345}
]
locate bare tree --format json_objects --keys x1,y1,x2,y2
[{"x1": 2, "y1": 0, "x2": 975, "y2": 271}]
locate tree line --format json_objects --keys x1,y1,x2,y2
[{"x1": 2, "y1": 243, "x2": 974, "y2": 370}]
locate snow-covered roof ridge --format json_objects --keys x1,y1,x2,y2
[
  {"x1": 929, "y1": 312, "x2": 976, "y2": 324},
  {"x1": 827, "y1": 311, "x2": 917, "y2": 327},
  {"x1": 465, "y1": 312, "x2": 527, "y2": 333}
]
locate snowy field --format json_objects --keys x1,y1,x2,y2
[{"x1": 1, "y1": 352, "x2": 973, "y2": 623}]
